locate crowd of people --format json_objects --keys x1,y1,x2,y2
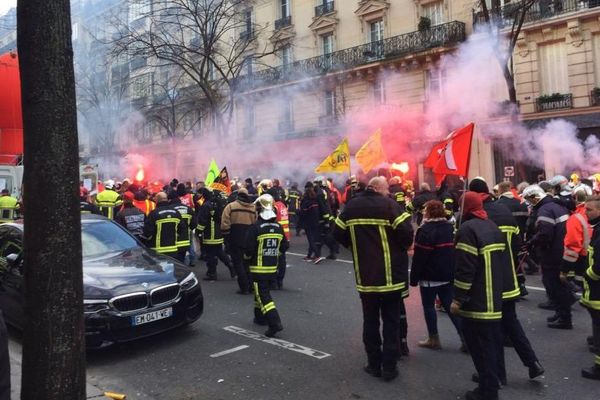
[{"x1": 68, "y1": 170, "x2": 600, "y2": 399}]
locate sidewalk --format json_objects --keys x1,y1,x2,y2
[{"x1": 9, "y1": 339, "x2": 106, "y2": 399}]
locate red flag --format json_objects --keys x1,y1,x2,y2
[
  {"x1": 424, "y1": 141, "x2": 446, "y2": 169},
  {"x1": 210, "y1": 167, "x2": 232, "y2": 195},
  {"x1": 432, "y1": 122, "x2": 474, "y2": 178}
]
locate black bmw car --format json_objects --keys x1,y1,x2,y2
[{"x1": 0, "y1": 214, "x2": 203, "y2": 349}]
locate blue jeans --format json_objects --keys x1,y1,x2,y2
[{"x1": 419, "y1": 283, "x2": 462, "y2": 337}]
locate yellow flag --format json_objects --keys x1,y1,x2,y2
[
  {"x1": 314, "y1": 138, "x2": 351, "y2": 174},
  {"x1": 355, "y1": 129, "x2": 386, "y2": 173}
]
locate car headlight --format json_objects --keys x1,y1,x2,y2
[
  {"x1": 83, "y1": 299, "x2": 109, "y2": 314},
  {"x1": 180, "y1": 272, "x2": 198, "y2": 291}
]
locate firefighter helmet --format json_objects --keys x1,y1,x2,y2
[
  {"x1": 254, "y1": 194, "x2": 277, "y2": 220},
  {"x1": 522, "y1": 184, "x2": 547, "y2": 200}
]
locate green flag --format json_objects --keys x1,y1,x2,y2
[{"x1": 205, "y1": 159, "x2": 219, "y2": 186}]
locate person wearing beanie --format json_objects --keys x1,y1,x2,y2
[
  {"x1": 143, "y1": 192, "x2": 186, "y2": 260},
  {"x1": 469, "y1": 183, "x2": 544, "y2": 381},
  {"x1": 468, "y1": 177, "x2": 490, "y2": 195},
  {"x1": 450, "y1": 191, "x2": 506, "y2": 400}
]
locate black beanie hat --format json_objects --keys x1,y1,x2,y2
[{"x1": 468, "y1": 178, "x2": 489, "y2": 194}]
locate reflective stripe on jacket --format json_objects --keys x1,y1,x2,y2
[
  {"x1": 96, "y1": 189, "x2": 122, "y2": 220},
  {"x1": 582, "y1": 221, "x2": 600, "y2": 310}
]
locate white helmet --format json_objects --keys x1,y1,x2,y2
[
  {"x1": 549, "y1": 175, "x2": 568, "y2": 189},
  {"x1": 314, "y1": 175, "x2": 327, "y2": 187},
  {"x1": 522, "y1": 184, "x2": 546, "y2": 200},
  {"x1": 259, "y1": 179, "x2": 273, "y2": 189},
  {"x1": 573, "y1": 183, "x2": 593, "y2": 197},
  {"x1": 104, "y1": 179, "x2": 115, "y2": 190},
  {"x1": 254, "y1": 194, "x2": 277, "y2": 220}
]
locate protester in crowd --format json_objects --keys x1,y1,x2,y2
[{"x1": 410, "y1": 200, "x2": 464, "y2": 351}]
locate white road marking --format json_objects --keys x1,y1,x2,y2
[
  {"x1": 525, "y1": 285, "x2": 546, "y2": 292},
  {"x1": 223, "y1": 326, "x2": 331, "y2": 360},
  {"x1": 209, "y1": 345, "x2": 249, "y2": 358},
  {"x1": 287, "y1": 252, "x2": 353, "y2": 264}
]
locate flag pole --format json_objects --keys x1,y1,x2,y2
[{"x1": 457, "y1": 123, "x2": 475, "y2": 227}]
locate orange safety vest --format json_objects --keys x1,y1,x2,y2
[
  {"x1": 179, "y1": 193, "x2": 195, "y2": 210},
  {"x1": 274, "y1": 200, "x2": 290, "y2": 240},
  {"x1": 132, "y1": 199, "x2": 156, "y2": 216},
  {"x1": 563, "y1": 203, "x2": 592, "y2": 262}
]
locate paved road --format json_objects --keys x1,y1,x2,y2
[{"x1": 55, "y1": 236, "x2": 600, "y2": 399}]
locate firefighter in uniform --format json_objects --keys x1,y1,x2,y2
[
  {"x1": 197, "y1": 189, "x2": 233, "y2": 280},
  {"x1": 0, "y1": 189, "x2": 18, "y2": 222},
  {"x1": 143, "y1": 191, "x2": 186, "y2": 260},
  {"x1": 561, "y1": 185, "x2": 593, "y2": 293},
  {"x1": 96, "y1": 179, "x2": 123, "y2": 219},
  {"x1": 407, "y1": 183, "x2": 437, "y2": 225},
  {"x1": 581, "y1": 195, "x2": 600, "y2": 380},
  {"x1": 268, "y1": 188, "x2": 290, "y2": 289},
  {"x1": 245, "y1": 194, "x2": 288, "y2": 337},
  {"x1": 333, "y1": 177, "x2": 413, "y2": 382},
  {"x1": 469, "y1": 178, "x2": 544, "y2": 384},
  {"x1": 451, "y1": 191, "x2": 505, "y2": 400},
  {"x1": 287, "y1": 183, "x2": 302, "y2": 236},
  {"x1": 170, "y1": 192, "x2": 197, "y2": 266},
  {"x1": 388, "y1": 177, "x2": 406, "y2": 212},
  {"x1": 314, "y1": 176, "x2": 336, "y2": 263},
  {"x1": 523, "y1": 184, "x2": 573, "y2": 328}
]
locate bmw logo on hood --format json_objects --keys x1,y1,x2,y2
[{"x1": 141, "y1": 282, "x2": 149, "y2": 288}]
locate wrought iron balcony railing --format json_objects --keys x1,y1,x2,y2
[
  {"x1": 315, "y1": 1, "x2": 335, "y2": 17},
  {"x1": 235, "y1": 21, "x2": 466, "y2": 91},
  {"x1": 275, "y1": 15, "x2": 292, "y2": 30},
  {"x1": 473, "y1": 0, "x2": 600, "y2": 28},
  {"x1": 535, "y1": 93, "x2": 573, "y2": 112}
]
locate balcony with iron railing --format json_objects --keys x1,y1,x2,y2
[
  {"x1": 234, "y1": 21, "x2": 466, "y2": 91},
  {"x1": 473, "y1": 0, "x2": 600, "y2": 28},
  {"x1": 275, "y1": 15, "x2": 293, "y2": 30},
  {"x1": 535, "y1": 93, "x2": 573, "y2": 112},
  {"x1": 315, "y1": 1, "x2": 335, "y2": 17}
]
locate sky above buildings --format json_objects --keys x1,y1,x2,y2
[{"x1": 0, "y1": 0, "x2": 15, "y2": 17}]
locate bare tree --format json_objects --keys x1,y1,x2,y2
[
  {"x1": 17, "y1": 0, "x2": 86, "y2": 398},
  {"x1": 75, "y1": 38, "x2": 131, "y2": 155},
  {"x1": 110, "y1": 0, "x2": 282, "y2": 135},
  {"x1": 144, "y1": 70, "x2": 203, "y2": 140},
  {"x1": 475, "y1": 0, "x2": 536, "y2": 103}
]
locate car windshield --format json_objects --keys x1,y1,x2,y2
[{"x1": 81, "y1": 220, "x2": 140, "y2": 258}]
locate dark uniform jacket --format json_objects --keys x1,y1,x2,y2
[
  {"x1": 389, "y1": 184, "x2": 406, "y2": 212},
  {"x1": 496, "y1": 193, "x2": 529, "y2": 236},
  {"x1": 244, "y1": 217, "x2": 289, "y2": 280},
  {"x1": 582, "y1": 216, "x2": 600, "y2": 311},
  {"x1": 407, "y1": 190, "x2": 437, "y2": 224},
  {"x1": 528, "y1": 196, "x2": 569, "y2": 268},
  {"x1": 198, "y1": 197, "x2": 225, "y2": 245},
  {"x1": 115, "y1": 205, "x2": 145, "y2": 240},
  {"x1": 454, "y1": 217, "x2": 507, "y2": 321},
  {"x1": 287, "y1": 189, "x2": 301, "y2": 215},
  {"x1": 299, "y1": 196, "x2": 320, "y2": 229},
  {"x1": 315, "y1": 186, "x2": 333, "y2": 224},
  {"x1": 221, "y1": 194, "x2": 256, "y2": 247},
  {"x1": 172, "y1": 199, "x2": 197, "y2": 250},
  {"x1": 410, "y1": 219, "x2": 455, "y2": 285},
  {"x1": 333, "y1": 189, "x2": 414, "y2": 293},
  {"x1": 144, "y1": 201, "x2": 185, "y2": 255},
  {"x1": 482, "y1": 196, "x2": 521, "y2": 301}
]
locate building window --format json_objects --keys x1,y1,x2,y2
[
  {"x1": 280, "y1": 98, "x2": 293, "y2": 131},
  {"x1": 244, "y1": 9, "x2": 252, "y2": 35},
  {"x1": 369, "y1": 20, "x2": 384, "y2": 58},
  {"x1": 247, "y1": 105, "x2": 255, "y2": 129},
  {"x1": 324, "y1": 90, "x2": 336, "y2": 116},
  {"x1": 425, "y1": 69, "x2": 447, "y2": 101},
  {"x1": 374, "y1": 80, "x2": 386, "y2": 104},
  {"x1": 131, "y1": 73, "x2": 153, "y2": 99},
  {"x1": 538, "y1": 41, "x2": 569, "y2": 95},
  {"x1": 281, "y1": 46, "x2": 292, "y2": 68},
  {"x1": 322, "y1": 33, "x2": 334, "y2": 55},
  {"x1": 594, "y1": 35, "x2": 600, "y2": 86},
  {"x1": 422, "y1": 1, "x2": 444, "y2": 26},
  {"x1": 129, "y1": 0, "x2": 150, "y2": 22},
  {"x1": 281, "y1": 0, "x2": 290, "y2": 18}
]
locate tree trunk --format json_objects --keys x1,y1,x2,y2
[{"x1": 17, "y1": 0, "x2": 86, "y2": 399}]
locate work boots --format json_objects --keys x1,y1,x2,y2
[
  {"x1": 547, "y1": 314, "x2": 573, "y2": 329},
  {"x1": 417, "y1": 335, "x2": 442, "y2": 350},
  {"x1": 528, "y1": 361, "x2": 545, "y2": 379},
  {"x1": 582, "y1": 365, "x2": 600, "y2": 380},
  {"x1": 265, "y1": 322, "x2": 283, "y2": 337}
]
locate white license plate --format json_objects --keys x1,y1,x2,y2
[{"x1": 131, "y1": 308, "x2": 172, "y2": 326}]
